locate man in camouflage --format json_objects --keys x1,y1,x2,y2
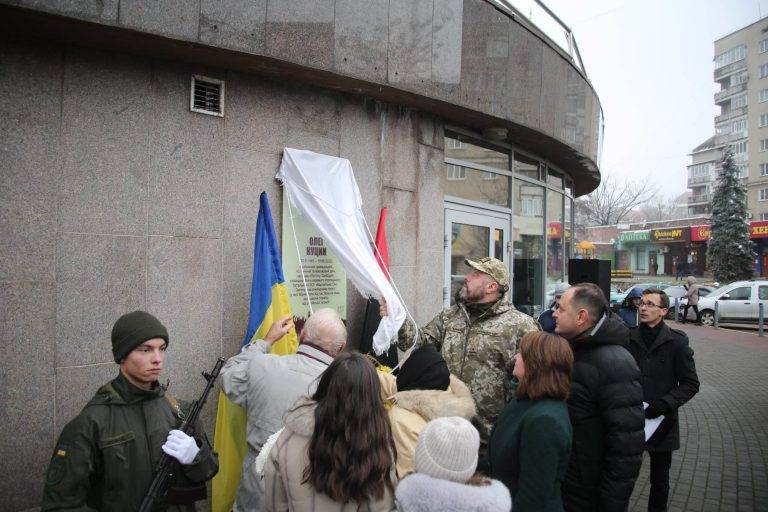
[{"x1": 381, "y1": 257, "x2": 539, "y2": 448}]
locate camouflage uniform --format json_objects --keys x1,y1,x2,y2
[{"x1": 397, "y1": 296, "x2": 540, "y2": 445}]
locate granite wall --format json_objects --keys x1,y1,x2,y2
[{"x1": 0, "y1": 38, "x2": 444, "y2": 511}]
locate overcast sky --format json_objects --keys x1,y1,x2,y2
[{"x1": 544, "y1": 0, "x2": 768, "y2": 200}]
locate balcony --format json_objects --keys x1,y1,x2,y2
[
  {"x1": 688, "y1": 174, "x2": 715, "y2": 187},
  {"x1": 688, "y1": 193, "x2": 713, "y2": 205},
  {"x1": 714, "y1": 82, "x2": 748, "y2": 103},
  {"x1": 715, "y1": 106, "x2": 748, "y2": 124},
  {"x1": 714, "y1": 59, "x2": 747, "y2": 80},
  {"x1": 715, "y1": 131, "x2": 748, "y2": 145}
]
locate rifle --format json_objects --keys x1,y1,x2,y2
[{"x1": 139, "y1": 357, "x2": 225, "y2": 512}]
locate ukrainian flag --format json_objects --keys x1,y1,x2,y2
[{"x1": 212, "y1": 191, "x2": 298, "y2": 512}]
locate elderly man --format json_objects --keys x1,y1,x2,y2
[
  {"x1": 382, "y1": 257, "x2": 539, "y2": 449},
  {"x1": 220, "y1": 308, "x2": 347, "y2": 512},
  {"x1": 553, "y1": 283, "x2": 645, "y2": 512}
]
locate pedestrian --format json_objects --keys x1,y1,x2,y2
[
  {"x1": 617, "y1": 287, "x2": 643, "y2": 328},
  {"x1": 539, "y1": 282, "x2": 571, "y2": 333},
  {"x1": 41, "y1": 311, "x2": 219, "y2": 511},
  {"x1": 675, "y1": 260, "x2": 686, "y2": 281},
  {"x1": 489, "y1": 331, "x2": 574, "y2": 512},
  {"x1": 220, "y1": 308, "x2": 347, "y2": 511},
  {"x1": 263, "y1": 352, "x2": 396, "y2": 511},
  {"x1": 382, "y1": 257, "x2": 539, "y2": 451},
  {"x1": 681, "y1": 276, "x2": 701, "y2": 324},
  {"x1": 552, "y1": 283, "x2": 645, "y2": 512},
  {"x1": 378, "y1": 344, "x2": 476, "y2": 478},
  {"x1": 627, "y1": 288, "x2": 700, "y2": 512},
  {"x1": 394, "y1": 417, "x2": 511, "y2": 512}
]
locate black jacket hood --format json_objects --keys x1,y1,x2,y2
[{"x1": 575, "y1": 311, "x2": 630, "y2": 348}]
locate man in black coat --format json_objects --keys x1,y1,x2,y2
[
  {"x1": 627, "y1": 288, "x2": 700, "y2": 512},
  {"x1": 553, "y1": 282, "x2": 645, "y2": 512}
]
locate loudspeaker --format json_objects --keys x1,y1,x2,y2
[{"x1": 568, "y1": 259, "x2": 612, "y2": 304}]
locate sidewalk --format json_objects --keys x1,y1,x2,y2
[{"x1": 628, "y1": 321, "x2": 768, "y2": 512}]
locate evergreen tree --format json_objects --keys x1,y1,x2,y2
[{"x1": 706, "y1": 147, "x2": 755, "y2": 282}]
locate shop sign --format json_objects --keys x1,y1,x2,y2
[
  {"x1": 651, "y1": 227, "x2": 690, "y2": 243},
  {"x1": 690, "y1": 225, "x2": 711, "y2": 242},
  {"x1": 618, "y1": 230, "x2": 650, "y2": 243},
  {"x1": 547, "y1": 222, "x2": 563, "y2": 239},
  {"x1": 750, "y1": 221, "x2": 768, "y2": 239}
]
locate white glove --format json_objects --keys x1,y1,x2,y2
[{"x1": 162, "y1": 429, "x2": 200, "y2": 465}]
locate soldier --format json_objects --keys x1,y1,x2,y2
[
  {"x1": 381, "y1": 257, "x2": 540, "y2": 450},
  {"x1": 41, "y1": 311, "x2": 219, "y2": 511}
]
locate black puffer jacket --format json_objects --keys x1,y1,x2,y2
[
  {"x1": 562, "y1": 313, "x2": 645, "y2": 512},
  {"x1": 627, "y1": 322, "x2": 700, "y2": 452}
]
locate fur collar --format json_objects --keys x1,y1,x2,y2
[
  {"x1": 395, "y1": 473, "x2": 510, "y2": 512},
  {"x1": 391, "y1": 376, "x2": 476, "y2": 422}
]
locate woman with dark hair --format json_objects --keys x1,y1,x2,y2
[
  {"x1": 263, "y1": 352, "x2": 396, "y2": 511},
  {"x1": 489, "y1": 331, "x2": 574, "y2": 512}
]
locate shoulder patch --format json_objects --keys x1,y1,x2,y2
[{"x1": 45, "y1": 444, "x2": 69, "y2": 487}]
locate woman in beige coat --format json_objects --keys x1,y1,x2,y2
[
  {"x1": 379, "y1": 345, "x2": 477, "y2": 478},
  {"x1": 683, "y1": 275, "x2": 701, "y2": 324},
  {"x1": 264, "y1": 352, "x2": 397, "y2": 512}
]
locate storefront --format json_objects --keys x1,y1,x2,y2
[
  {"x1": 750, "y1": 221, "x2": 768, "y2": 276},
  {"x1": 617, "y1": 230, "x2": 652, "y2": 274},
  {"x1": 651, "y1": 227, "x2": 691, "y2": 276},
  {"x1": 689, "y1": 225, "x2": 711, "y2": 276}
]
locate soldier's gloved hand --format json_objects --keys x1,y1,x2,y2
[{"x1": 162, "y1": 429, "x2": 200, "y2": 465}]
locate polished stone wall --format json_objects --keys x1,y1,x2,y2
[
  {"x1": 0, "y1": 0, "x2": 602, "y2": 178},
  {"x1": 0, "y1": 38, "x2": 445, "y2": 511}
]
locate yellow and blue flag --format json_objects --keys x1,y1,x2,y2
[{"x1": 212, "y1": 191, "x2": 298, "y2": 512}]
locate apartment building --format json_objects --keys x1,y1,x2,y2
[{"x1": 713, "y1": 17, "x2": 768, "y2": 219}]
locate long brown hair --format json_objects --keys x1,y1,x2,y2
[
  {"x1": 303, "y1": 352, "x2": 396, "y2": 503},
  {"x1": 516, "y1": 331, "x2": 574, "y2": 401}
]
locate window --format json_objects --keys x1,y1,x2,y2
[
  {"x1": 760, "y1": 286, "x2": 768, "y2": 300},
  {"x1": 731, "y1": 93, "x2": 747, "y2": 108},
  {"x1": 521, "y1": 195, "x2": 543, "y2": 216},
  {"x1": 446, "y1": 138, "x2": 465, "y2": 149},
  {"x1": 483, "y1": 172, "x2": 499, "y2": 181},
  {"x1": 737, "y1": 164, "x2": 748, "y2": 177},
  {"x1": 760, "y1": 187, "x2": 768, "y2": 201},
  {"x1": 761, "y1": 89, "x2": 768, "y2": 103},
  {"x1": 730, "y1": 72, "x2": 748, "y2": 86},
  {"x1": 762, "y1": 163, "x2": 768, "y2": 176},
  {"x1": 714, "y1": 44, "x2": 746, "y2": 68},
  {"x1": 762, "y1": 114, "x2": 768, "y2": 128},
  {"x1": 724, "y1": 286, "x2": 752, "y2": 300},
  {"x1": 730, "y1": 140, "x2": 747, "y2": 154},
  {"x1": 762, "y1": 139, "x2": 768, "y2": 152},
  {"x1": 762, "y1": 39, "x2": 768, "y2": 53},
  {"x1": 762, "y1": 64, "x2": 768, "y2": 79},
  {"x1": 733, "y1": 118, "x2": 747, "y2": 133},
  {"x1": 689, "y1": 163, "x2": 711, "y2": 177},
  {"x1": 761, "y1": 213, "x2": 768, "y2": 221},
  {"x1": 446, "y1": 164, "x2": 466, "y2": 180}
]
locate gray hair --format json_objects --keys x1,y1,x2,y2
[
  {"x1": 686, "y1": 275, "x2": 696, "y2": 284},
  {"x1": 303, "y1": 308, "x2": 347, "y2": 355}
]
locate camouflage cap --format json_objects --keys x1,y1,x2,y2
[{"x1": 465, "y1": 257, "x2": 509, "y2": 288}]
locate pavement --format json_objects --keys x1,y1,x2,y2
[{"x1": 628, "y1": 321, "x2": 768, "y2": 512}]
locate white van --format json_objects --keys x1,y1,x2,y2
[{"x1": 694, "y1": 280, "x2": 768, "y2": 326}]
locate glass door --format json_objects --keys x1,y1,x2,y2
[{"x1": 444, "y1": 208, "x2": 509, "y2": 307}]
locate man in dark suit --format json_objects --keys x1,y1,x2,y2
[{"x1": 627, "y1": 288, "x2": 700, "y2": 512}]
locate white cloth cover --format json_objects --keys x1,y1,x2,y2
[{"x1": 276, "y1": 148, "x2": 407, "y2": 355}]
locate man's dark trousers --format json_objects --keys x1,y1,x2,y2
[{"x1": 648, "y1": 451, "x2": 672, "y2": 512}]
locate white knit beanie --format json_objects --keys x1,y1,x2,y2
[{"x1": 414, "y1": 417, "x2": 479, "y2": 483}]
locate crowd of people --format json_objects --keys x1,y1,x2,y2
[{"x1": 40, "y1": 257, "x2": 700, "y2": 512}]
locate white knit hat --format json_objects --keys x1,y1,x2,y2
[{"x1": 414, "y1": 417, "x2": 479, "y2": 483}]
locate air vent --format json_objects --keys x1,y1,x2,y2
[{"x1": 190, "y1": 75, "x2": 224, "y2": 117}]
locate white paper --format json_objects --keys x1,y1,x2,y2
[
  {"x1": 276, "y1": 148, "x2": 406, "y2": 355},
  {"x1": 643, "y1": 401, "x2": 665, "y2": 441}
]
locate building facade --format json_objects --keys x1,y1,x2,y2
[
  {"x1": 0, "y1": 1, "x2": 602, "y2": 508},
  {"x1": 713, "y1": 17, "x2": 768, "y2": 219},
  {"x1": 686, "y1": 136, "x2": 719, "y2": 216}
]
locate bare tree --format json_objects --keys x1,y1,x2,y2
[{"x1": 575, "y1": 173, "x2": 657, "y2": 226}]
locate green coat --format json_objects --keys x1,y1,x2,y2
[
  {"x1": 397, "y1": 297, "x2": 540, "y2": 443},
  {"x1": 488, "y1": 392, "x2": 572, "y2": 512},
  {"x1": 41, "y1": 373, "x2": 218, "y2": 511}
]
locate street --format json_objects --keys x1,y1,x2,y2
[{"x1": 628, "y1": 322, "x2": 768, "y2": 512}]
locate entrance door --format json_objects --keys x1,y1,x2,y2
[{"x1": 444, "y1": 208, "x2": 509, "y2": 307}]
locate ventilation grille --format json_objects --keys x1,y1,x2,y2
[{"x1": 190, "y1": 75, "x2": 224, "y2": 117}]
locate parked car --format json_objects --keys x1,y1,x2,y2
[
  {"x1": 610, "y1": 283, "x2": 670, "y2": 308},
  {"x1": 665, "y1": 285, "x2": 715, "y2": 320},
  {"x1": 692, "y1": 280, "x2": 768, "y2": 326}
]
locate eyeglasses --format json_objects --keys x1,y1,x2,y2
[{"x1": 639, "y1": 301, "x2": 663, "y2": 309}]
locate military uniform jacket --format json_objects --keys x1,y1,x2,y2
[
  {"x1": 41, "y1": 373, "x2": 218, "y2": 511},
  {"x1": 396, "y1": 297, "x2": 540, "y2": 442}
]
